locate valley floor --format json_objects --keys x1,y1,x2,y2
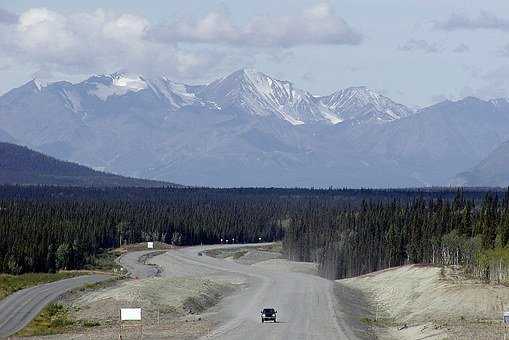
[
  {"x1": 339, "y1": 264, "x2": 509, "y2": 339},
  {"x1": 13, "y1": 244, "x2": 370, "y2": 339}
]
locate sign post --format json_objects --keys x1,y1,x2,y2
[
  {"x1": 119, "y1": 308, "x2": 143, "y2": 339},
  {"x1": 147, "y1": 242, "x2": 154, "y2": 249}
]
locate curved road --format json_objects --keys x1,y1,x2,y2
[
  {"x1": 0, "y1": 274, "x2": 110, "y2": 338},
  {"x1": 116, "y1": 250, "x2": 163, "y2": 279},
  {"x1": 0, "y1": 249, "x2": 163, "y2": 338},
  {"x1": 0, "y1": 245, "x2": 362, "y2": 339},
  {"x1": 151, "y1": 244, "x2": 361, "y2": 340}
]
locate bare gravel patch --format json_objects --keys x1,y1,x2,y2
[
  {"x1": 339, "y1": 264, "x2": 509, "y2": 339},
  {"x1": 72, "y1": 277, "x2": 234, "y2": 325}
]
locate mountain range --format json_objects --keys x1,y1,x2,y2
[{"x1": 0, "y1": 68, "x2": 508, "y2": 187}]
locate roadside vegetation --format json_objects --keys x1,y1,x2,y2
[
  {"x1": 16, "y1": 303, "x2": 75, "y2": 336},
  {"x1": 15, "y1": 302, "x2": 103, "y2": 336},
  {"x1": 83, "y1": 249, "x2": 123, "y2": 272},
  {"x1": 285, "y1": 189, "x2": 509, "y2": 283},
  {"x1": 0, "y1": 272, "x2": 79, "y2": 300},
  {"x1": 206, "y1": 248, "x2": 250, "y2": 259},
  {"x1": 204, "y1": 242, "x2": 283, "y2": 259}
]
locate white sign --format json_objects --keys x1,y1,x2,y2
[
  {"x1": 121, "y1": 308, "x2": 142, "y2": 321},
  {"x1": 147, "y1": 242, "x2": 154, "y2": 249}
]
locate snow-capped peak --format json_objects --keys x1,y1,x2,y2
[
  {"x1": 31, "y1": 78, "x2": 47, "y2": 92},
  {"x1": 319, "y1": 86, "x2": 413, "y2": 123},
  {"x1": 87, "y1": 72, "x2": 148, "y2": 100},
  {"x1": 110, "y1": 73, "x2": 147, "y2": 92},
  {"x1": 199, "y1": 69, "x2": 342, "y2": 125}
]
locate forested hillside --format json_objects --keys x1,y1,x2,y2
[
  {"x1": 0, "y1": 142, "x2": 174, "y2": 187},
  {"x1": 0, "y1": 185, "x2": 503, "y2": 276},
  {"x1": 285, "y1": 190, "x2": 509, "y2": 282}
]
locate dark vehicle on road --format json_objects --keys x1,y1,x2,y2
[{"x1": 261, "y1": 308, "x2": 277, "y2": 323}]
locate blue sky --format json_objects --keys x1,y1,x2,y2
[{"x1": 1, "y1": 0, "x2": 509, "y2": 107}]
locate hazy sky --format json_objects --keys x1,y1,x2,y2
[{"x1": 1, "y1": 0, "x2": 509, "y2": 107}]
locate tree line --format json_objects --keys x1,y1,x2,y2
[
  {"x1": 284, "y1": 189, "x2": 509, "y2": 283},
  {"x1": 0, "y1": 185, "x2": 502, "y2": 276}
]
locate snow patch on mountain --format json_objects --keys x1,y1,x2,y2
[
  {"x1": 112, "y1": 74, "x2": 147, "y2": 91},
  {"x1": 199, "y1": 69, "x2": 343, "y2": 125},
  {"x1": 9, "y1": 69, "x2": 413, "y2": 127},
  {"x1": 31, "y1": 79, "x2": 47, "y2": 92},
  {"x1": 319, "y1": 86, "x2": 413, "y2": 123},
  {"x1": 147, "y1": 77, "x2": 197, "y2": 109},
  {"x1": 279, "y1": 111, "x2": 305, "y2": 125},
  {"x1": 88, "y1": 73, "x2": 147, "y2": 100}
]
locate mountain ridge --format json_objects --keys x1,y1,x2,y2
[
  {"x1": 1, "y1": 69, "x2": 509, "y2": 187},
  {"x1": 453, "y1": 140, "x2": 509, "y2": 187},
  {"x1": 13, "y1": 69, "x2": 412, "y2": 126}
]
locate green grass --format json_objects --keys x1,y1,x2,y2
[
  {"x1": 232, "y1": 250, "x2": 249, "y2": 259},
  {"x1": 75, "y1": 276, "x2": 120, "y2": 293},
  {"x1": 84, "y1": 250, "x2": 122, "y2": 272},
  {"x1": 0, "y1": 272, "x2": 79, "y2": 300},
  {"x1": 16, "y1": 303, "x2": 76, "y2": 336},
  {"x1": 204, "y1": 249, "x2": 225, "y2": 258},
  {"x1": 205, "y1": 242, "x2": 283, "y2": 260},
  {"x1": 82, "y1": 320, "x2": 101, "y2": 327},
  {"x1": 255, "y1": 242, "x2": 283, "y2": 254}
]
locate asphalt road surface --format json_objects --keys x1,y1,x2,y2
[
  {"x1": 0, "y1": 274, "x2": 110, "y2": 338},
  {"x1": 150, "y1": 244, "x2": 361, "y2": 340}
]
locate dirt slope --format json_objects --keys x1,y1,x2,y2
[{"x1": 339, "y1": 264, "x2": 509, "y2": 339}]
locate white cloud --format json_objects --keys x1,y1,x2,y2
[
  {"x1": 152, "y1": 8, "x2": 240, "y2": 44},
  {"x1": 0, "y1": 3, "x2": 361, "y2": 82},
  {"x1": 0, "y1": 8, "x2": 230, "y2": 81},
  {"x1": 150, "y1": 2, "x2": 362, "y2": 47}
]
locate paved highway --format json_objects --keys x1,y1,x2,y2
[
  {"x1": 0, "y1": 245, "x2": 362, "y2": 339},
  {"x1": 151, "y1": 244, "x2": 361, "y2": 340},
  {"x1": 0, "y1": 274, "x2": 110, "y2": 338}
]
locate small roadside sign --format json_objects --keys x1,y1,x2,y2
[
  {"x1": 120, "y1": 308, "x2": 142, "y2": 321},
  {"x1": 147, "y1": 242, "x2": 154, "y2": 249}
]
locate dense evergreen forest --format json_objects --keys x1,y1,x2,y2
[
  {"x1": 0, "y1": 185, "x2": 506, "y2": 280},
  {"x1": 285, "y1": 189, "x2": 509, "y2": 283}
]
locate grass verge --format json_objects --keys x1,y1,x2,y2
[
  {"x1": 16, "y1": 303, "x2": 75, "y2": 336},
  {"x1": 84, "y1": 250, "x2": 122, "y2": 272},
  {"x1": 205, "y1": 242, "x2": 283, "y2": 259},
  {"x1": 0, "y1": 272, "x2": 80, "y2": 300}
]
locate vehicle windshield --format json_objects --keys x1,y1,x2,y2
[{"x1": 263, "y1": 309, "x2": 275, "y2": 314}]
